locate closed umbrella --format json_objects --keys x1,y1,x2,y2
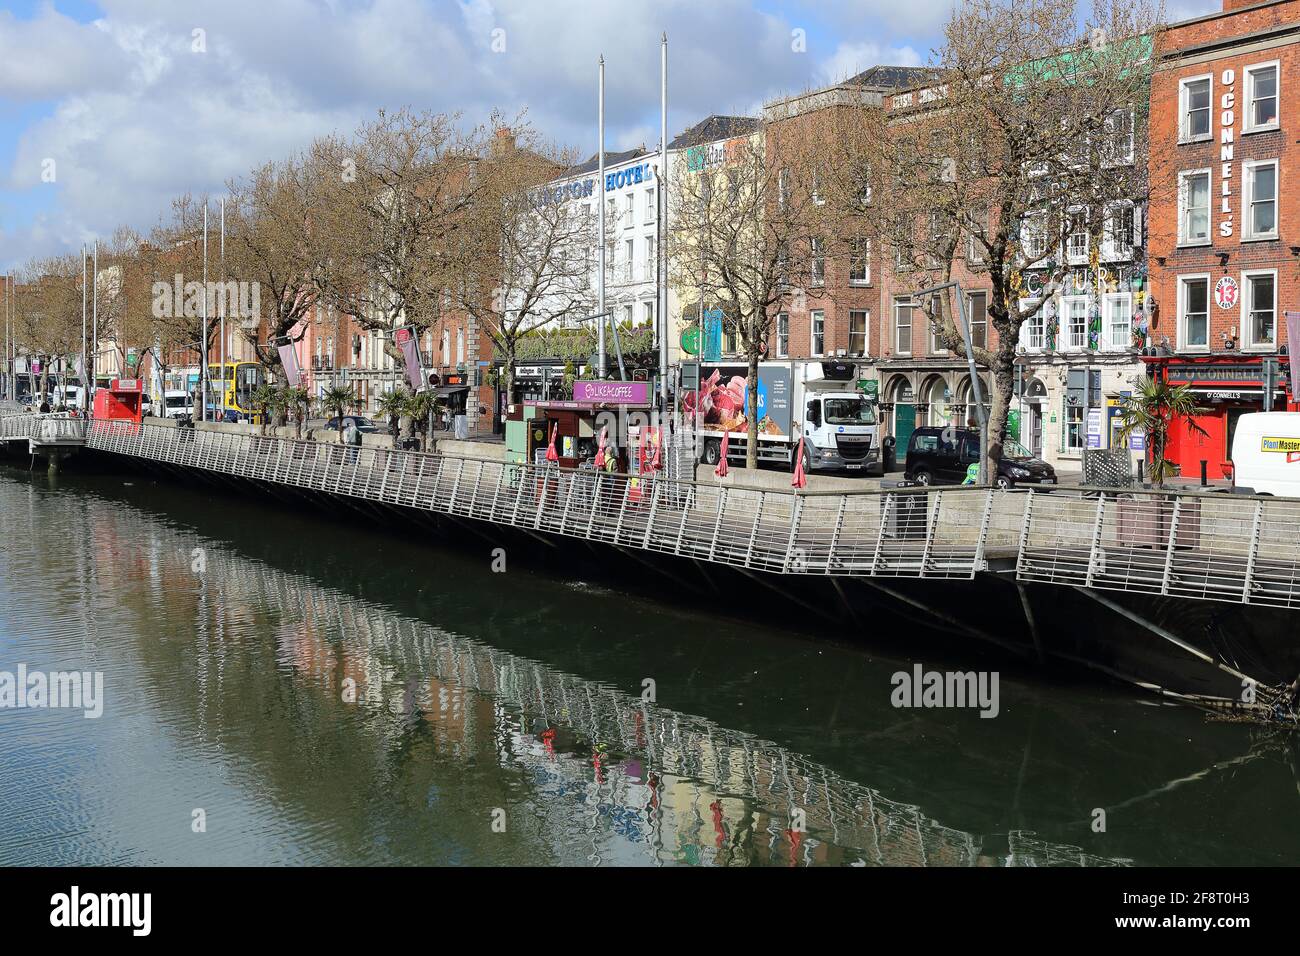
[
  {"x1": 545, "y1": 422, "x2": 559, "y2": 463},
  {"x1": 715, "y1": 429, "x2": 729, "y2": 478},
  {"x1": 595, "y1": 425, "x2": 608, "y2": 469},
  {"x1": 792, "y1": 437, "x2": 807, "y2": 489},
  {"x1": 650, "y1": 426, "x2": 663, "y2": 471}
]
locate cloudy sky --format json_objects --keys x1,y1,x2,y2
[{"x1": 0, "y1": 0, "x2": 1219, "y2": 271}]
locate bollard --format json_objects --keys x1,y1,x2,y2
[
  {"x1": 1200, "y1": 459, "x2": 1208, "y2": 486},
  {"x1": 1136, "y1": 459, "x2": 1144, "y2": 485}
]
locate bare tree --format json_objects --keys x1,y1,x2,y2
[
  {"x1": 446, "y1": 130, "x2": 588, "y2": 403},
  {"x1": 669, "y1": 126, "x2": 833, "y2": 469},
  {"x1": 864, "y1": 0, "x2": 1160, "y2": 477}
]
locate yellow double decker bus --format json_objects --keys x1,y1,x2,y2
[{"x1": 206, "y1": 362, "x2": 267, "y2": 422}]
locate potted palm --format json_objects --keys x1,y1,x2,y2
[
  {"x1": 375, "y1": 388, "x2": 408, "y2": 449},
  {"x1": 407, "y1": 389, "x2": 442, "y2": 451},
  {"x1": 1114, "y1": 377, "x2": 1209, "y2": 548},
  {"x1": 320, "y1": 385, "x2": 358, "y2": 444},
  {"x1": 250, "y1": 384, "x2": 280, "y2": 436},
  {"x1": 283, "y1": 387, "x2": 311, "y2": 440}
]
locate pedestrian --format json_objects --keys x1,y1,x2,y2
[{"x1": 343, "y1": 416, "x2": 361, "y2": 463}]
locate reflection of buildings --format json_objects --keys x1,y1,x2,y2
[{"x1": 100, "y1": 527, "x2": 1118, "y2": 867}]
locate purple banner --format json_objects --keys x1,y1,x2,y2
[
  {"x1": 394, "y1": 326, "x2": 423, "y2": 392},
  {"x1": 572, "y1": 380, "x2": 651, "y2": 405},
  {"x1": 277, "y1": 340, "x2": 302, "y2": 388}
]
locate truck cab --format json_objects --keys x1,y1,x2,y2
[{"x1": 800, "y1": 385, "x2": 880, "y2": 473}]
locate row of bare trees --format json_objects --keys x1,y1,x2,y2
[{"x1": 9, "y1": 0, "x2": 1161, "y2": 480}]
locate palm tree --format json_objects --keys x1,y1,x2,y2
[
  {"x1": 1115, "y1": 376, "x2": 1208, "y2": 488},
  {"x1": 250, "y1": 384, "x2": 280, "y2": 436},
  {"x1": 320, "y1": 384, "x2": 358, "y2": 443},
  {"x1": 375, "y1": 388, "x2": 409, "y2": 448},
  {"x1": 407, "y1": 389, "x2": 444, "y2": 449},
  {"x1": 282, "y1": 387, "x2": 312, "y2": 439}
]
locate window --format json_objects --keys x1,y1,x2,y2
[
  {"x1": 1179, "y1": 275, "x2": 1209, "y2": 349},
  {"x1": 1021, "y1": 213, "x2": 1048, "y2": 262},
  {"x1": 1103, "y1": 202, "x2": 1136, "y2": 259},
  {"x1": 849, "y1": 310, "x2": 868, "y2": 356},
  {"x1": 1064, "y1": 401, "x2": 1084, "y2": 453},
  {"x1": 776, "y1": 313, "x2": 789, "y2": 358},
  {"x1": 624, "y1": 238, "x2": 634, "y2": 281},
  {"x1": 810, "y1": 310, "x2": 825, "y2": 356},
  {"x1": 643, "y1": 301, "x2": 655, "y2": 328},
  {"x1": 776, "y1": 243, "x2": 790, "y2": 286},
  {"x1": 1243, "y1": 161, "x2": 1278, "y2": 240},
  {"x1": 1063, "y1": 296, "x2": 1088, "y2": 350},
  {"x1": 441, "y1": 329, "x2": 450, "y2": 366},
  {"x1": 1102, "y1": 292, "x2": 1132, "y2": 351},
  {"x1": 811, "y1": 237, "x2": 825, "y2": 285},
  {"x1": 811, "y1": 169, "x2": 824, "y2": 205},
  {"x1": 645, "y1": 236, "x2": 655, "y2": 280},
  {"x1": 624, "y1": 304, "x2": 634, "y2": 328},
  {"x1": 1102, "y1": 109, "x2": 1134, "y2": 165},
  {"x1": 967, "y1": 291, "x2": 987, "y2": 350},
  {"x1": 778, "y1": 168, "x2": 791, "y2": 208},
  {"x1": 1245, "y1": 63, "x2": 1279, "y2": 132},
  {"x1": 966, "y1": 210, "x2": 986, "y2": 265},
  {"x1": 456, "y1": 328, "x2": 464, "y2": 365},
  {"x1": 1066, "y1": 209, "x2": 1089, "y2": 264},
  {"x1": 1243, "y1": 272, "x2": 1276, "y2": 348},
  {"x1": 1180, "y1": 75, "x2": 1211, "y2": 142},
  {"x1": 645, "y1": 187, "x2": 656, "y2": 220},
  {"x1": 894, "y1": 298, "x2": 914, "y2": 354},
  {"x1": 1178, "y1": 170, "x2": 1210, "y2": 245},
  {"x1": 623, "y1": 192, "x2": 633, "y2": 223},
  {"x1": 1023, "y1": 302, "x2": 1046, "y2": 351},
  {"x1": 606, "y1": 197, "x2": 615, "y2": 223},
  {"x1": 930, "y1": 317, "x2": 946, "y2": 355},
  {"x1": 850, "y1": 238, "x2": 870, "y2": 284}
]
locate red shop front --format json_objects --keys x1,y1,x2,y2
[{"x1": 1142, "y1": 355, "x2": 1293, "y2": 480}]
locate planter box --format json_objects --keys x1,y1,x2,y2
[{"x1": 1116, "y1": 495, "x2": 1201, "y2": 550}]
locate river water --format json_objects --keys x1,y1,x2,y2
[{"x1": 0, "y1": 464, "x2": 1296, "y2": 866}]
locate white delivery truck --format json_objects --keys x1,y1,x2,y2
[
  {"x1": 684, "y1": 360, "x2": 881, "y2": 474},
  {"x1": 1230, "y1": 411, "x2": 1300, "y2": 497}
]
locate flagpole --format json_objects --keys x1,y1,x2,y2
[
  {"x1": 202, "y1": 202, "x2": 209, "y2": 423},
  {"x1": 91, "y1": 242, "x2": 98, "y2": 411},
  {"x1": 220, "y1": 196, "x2": 226, "y2": 419},
  {"x1": 81, "y1": 247, "x2": 87, "y2": 413},
  {"x1": 659, "y1": 32, "x2": 669, "y2": 414},
  {"x1": 597, "y1": 54, "x2": 606, "y2": 380}
]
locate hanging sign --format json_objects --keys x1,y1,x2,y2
[{"x1": 1214, "y1": 275, "x2": 1238, "y2": 310}]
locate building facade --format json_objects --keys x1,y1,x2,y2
[{"x1": 1148, "y1": 0, "x2": 1298, "y2": 478}]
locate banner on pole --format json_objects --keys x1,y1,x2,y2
[
  {"x1": 1286, "y1": 312, "x2": 1300, "y2": 402},
  {"x1": 394, "y1": 326, "x2": 423, "y2": 392},
  {"x1": 275, "y1": 336, "x2": 302, "y2": 388}
]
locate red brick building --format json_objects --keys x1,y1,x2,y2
[{"x1": 1148, "y1": 0, "x2": 1299, "y2": 476}]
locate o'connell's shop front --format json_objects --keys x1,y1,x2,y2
[{"x1": 1141, "y1": 354, "x2": 1293, "y2": 480}]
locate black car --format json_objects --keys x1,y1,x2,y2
[
  {"x1": 324, "y1": 415, "x2": 379, "y2": 433},
  {"x1": 903, "y1": 426, "x2": 1056, "y2": 488}
]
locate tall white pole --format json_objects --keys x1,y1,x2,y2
[
  {"x1": 202, "y1": 202, "x2": 209, "y2": 422},
  {"x1": 597, "y1": 55, "x2": 606, "y2": 380},
  {"x1": 220, "y1": 197, "x2": 226, "y2": 418},
  {"x1": 659, "y1": 32, "x2": 669, "y2": 412},
  {"x1": 81, "y1": 247, "x2": 87, "y2": 413},
  {"x1": 91, "y1": 242, "x2": 98, "y2": 410}
]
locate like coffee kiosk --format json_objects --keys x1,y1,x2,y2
[{"x1": 506, "y1": 380, "x2": 656, "y2": 471}]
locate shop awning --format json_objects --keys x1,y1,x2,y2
[{"x1": 434, "y1": 384, "x2": 470, "y2": 397}]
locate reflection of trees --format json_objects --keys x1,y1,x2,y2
[{"x1": 59, "y1": 488, "x2": 1119, "y2": 867}]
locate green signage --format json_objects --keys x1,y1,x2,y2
[
  {"x1": 857, "y1": 379, "x2": 879, "y2": 399},
  {"x1": 680, "y1": 325, "x2": 700, "y2": 356}
]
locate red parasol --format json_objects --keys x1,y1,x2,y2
[
  {"x1": 714, "y1": 430, "x2": 729, "y2": 478},
  {"x1": 545, "y1": 422, "x2": 559, "y2": 462},
  {"x1": 792, "y1": 437, "x2": 807, "y2": 489}
]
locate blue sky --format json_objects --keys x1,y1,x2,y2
[{"x1": 0, "y1": 0, "x2": 1220, "y2": 271}]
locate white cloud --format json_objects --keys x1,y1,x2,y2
[{"x1": 817, "y1": 42, "x2": 925, "y2": 86}]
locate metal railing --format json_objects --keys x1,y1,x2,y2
[
  {"x1": 75, "y1": 419, "x2": 1300, "y2": 607},
  {"x1": 0, "y1": 412, "x2": 89, "y2": 444},
  {"x1": 1017, "y1": 487, "x2": 1300, "y2": 609},
  {"x1": 84, "y1": 420, "x2": 994, "y2": 580}
]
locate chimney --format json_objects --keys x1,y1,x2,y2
[{"x1": 491, "y1": 127, "x2": 516, "y2": 156}]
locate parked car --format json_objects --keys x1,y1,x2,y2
[
  {"x1": 904, "y1": 426, "x2": 1056, "y2": 488},
  {"x1": 324, "y1": 415, "x2": 379, "y2": 434}
]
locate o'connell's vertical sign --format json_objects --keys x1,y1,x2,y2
[{"x1": 572, "y1": 381, "x2": 651, "y2": 405}]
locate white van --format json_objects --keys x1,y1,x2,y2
[
  {"x1": 1230, "y1": 412, "x2": 1300, "y2": 496},
  {"x1": 160, "y1": 390, "x2": 192, "y2": 419}
]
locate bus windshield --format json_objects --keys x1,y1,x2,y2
[{"x1": 823, "y1": 398, "x2": 877, "y2": 426}]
